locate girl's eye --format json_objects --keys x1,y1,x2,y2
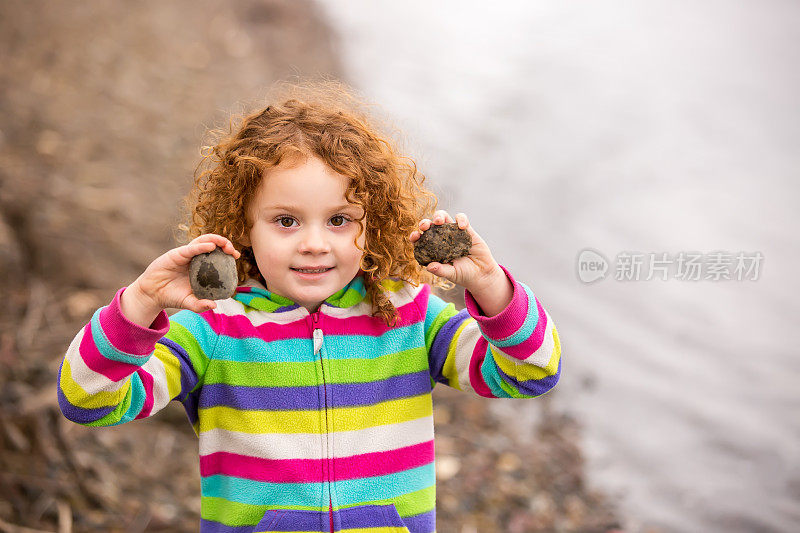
[{"x1": 274, "y1": 215, "x2": 349, "y2": 228}]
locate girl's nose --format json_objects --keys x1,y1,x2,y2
[{"x1": 298, "y1": 226, "x2": 331, "y2": 254}]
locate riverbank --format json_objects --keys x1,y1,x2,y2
[{"x1": 0, "y1": 1, "x2": 624, "y2": 530}]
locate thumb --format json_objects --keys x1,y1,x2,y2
[
  {"x1": 182, "y1": 294, "x2": 217, "y2": 313},
  {"x1": 426, "y1": 262, "x2": 457, "y2": 282}
]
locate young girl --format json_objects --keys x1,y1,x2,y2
[{"x1": 58, "y1": 82, "x2": 562, "y2": 533}]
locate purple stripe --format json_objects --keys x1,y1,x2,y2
[
  {"x1": 399, "y1": 508, "x2": 436, "y2": 533},
  {"x1": 57, "y1": 362, "x2": 116, "y2": 423},
  {"x1": 250, "y1": 506, "x2": 419, "y2": 531},
  {"x1": 198, "y1": 370, "x2": 431, "y2": 410},
  {"x1": 200, "y1": 519, "x2": 261, "y2": 533},
  {"x1": 254, "y1": 509, "x2": 327, "y2": 531},
  {"x1": 157, "y1": 338, "x2": 198, "y2": 401},
  {"x1": 343, "y1": 505, "x2": 406, "y2": 527},
  {"x1": 198, "y1": 506, "x2": 434, "y2": 533},
  {"x1": 495, "y1": 356, "x2": 562, "y2": 397},
  {"x1": 181, "y1": 388, "x2": 201, "y2": 426},
  {"x1": 428, "y1": 308, "x2": 470, "y2": 385}
]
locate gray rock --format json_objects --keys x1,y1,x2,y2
[{"x1": 189, "y1": 247, "x2": 238, "y2": 300}]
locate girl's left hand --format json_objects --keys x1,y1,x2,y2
[{"x1": 409, "y1": 210, "x2": 505, "y2": 293}]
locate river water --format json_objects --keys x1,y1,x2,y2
[{"x1": 319, "y1": 1, "x2": 800, "y2": 531}]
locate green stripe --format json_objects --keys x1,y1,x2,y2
[
  {"x1": 85, "y1": 379, "x2": 135, "y2": 426},
  {"x1": 164, "y1": 320, "x2": 211, "y2": 379},
  {"x1": 346, "y1": 484, "x2": 436, "y2": 517},
  {"x1": 425, "y1": 302, "x2": 457, "y2": 350},
  {"x1": 200, "y1": 485, "x2": 434, "y2": 526},
  {"x1": 205, "y1": 347, "x2": 428, "y2": 386},
  {"x1": 201, "y1": 496, "x2": 268, "y2": 527}
]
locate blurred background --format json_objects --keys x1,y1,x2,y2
[{"x1": 1, "y1": 1, "x2": 797, "y2": 532}]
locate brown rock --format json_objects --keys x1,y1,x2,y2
[
  {"x1": 413, "y1": 222, "x2": 472, "y2": 266},
  {"x1": 189, "y1": 247, "x2": 237, "y2": 300}
]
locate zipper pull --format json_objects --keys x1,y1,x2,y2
[{"x1": 313, "y1": 328, "x2": 323, "y2": 355}]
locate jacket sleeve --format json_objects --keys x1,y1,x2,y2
[
  {"x1": 422, "y1": 265, "x2": 561, "y2": 398},
  {"x1": 57, "y1": 286, "x2": 217, "y2": 431}
]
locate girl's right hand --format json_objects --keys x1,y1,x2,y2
[{"x1": 123, "y1": 234, "x2": 241, "y2": 324}]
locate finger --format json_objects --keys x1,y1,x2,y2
[
  {"x1": 213, "y1": 235, "x2": 240, "y2": 259},
  {"x1": 176, "y1": 241, "x2": 217, "y2": 261},
  {"x1": 183, "y1": 294, "x2": 217, "y2": 313},
  {"x1": 191, "y1": 234, "x2": 241, "y2": 259},
  {"x1": 189, "y1": 233, "x2": 219, "y2": 245},
  {"x1": 221, "y1": 240, "x2": 241, "y2": 259},
  {"x1": 432, "y1": 210, "x2": 454, "y2": 224},
  {"x1": 409, "y1": 230, "x2": 421, "y2": 242},
  {"x1": 418, "y1": 218, "x2": 432, "y2": 231},
  {"x1": 455, "y1": 212, "x2": 469, "y2": 230},
  {"x1": 427, "y1": 261, "x2": 457, "y2": 280},
  {"x1": 192, "y1": 241, "x2": 217, "y2": 255}
]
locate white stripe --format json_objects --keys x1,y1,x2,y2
[
  {"x1": 213, "y1": 298, "x2": 307, "y2": 326},
  {"x1": 215, "y1": 280, "x2": 419, "y2": 321},
  {"x1": 453, "y1": 322, "x2": 483, "y2": 394},
  {"x1": 141, "y1": 354, "x2": 171, "y2": 413},
  {"x1": 199, "y1": 416, "x2": 434, "y2": 459},
  {"x1": 324, "y1": 300, "x2": 372, "y2": 318},
  {"x1": 389, "y1": 282, "x2": 422, "y2": 308},
  {"x1": 324, "y1": 281, "x2": 419, "y2": 318},
  {"x1": 65, "y1": 328, "x2": 127, "y2": 394}
]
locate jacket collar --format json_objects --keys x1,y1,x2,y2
[{"x1": 233, "y1": 274, "x2": 368, "y2": 313}]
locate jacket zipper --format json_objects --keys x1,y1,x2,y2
[{"x1": 311, "y1": 311, "x2": 334, "y2": 532}]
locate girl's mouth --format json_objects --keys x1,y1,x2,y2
[{"x1": 291, "y1": 267, "x2": 333, "y2": 274}]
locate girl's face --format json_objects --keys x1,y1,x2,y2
[{"x1": 242, "y1": 155, "x2": 366, "y2": 313}]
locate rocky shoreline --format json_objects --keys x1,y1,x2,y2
[{"x1": 0, "y1": 1, "x2": 624, "y2": 530}]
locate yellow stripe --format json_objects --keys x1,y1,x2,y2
[
  {"x1": 198, "y1": 394, "x2": 432, "y2": 434},
  {"x1": 442, "y1": 319, "x2": 470, "y2": 390},
  {"x1": 60, "y1": 357, "x2": 130, "y2": 409},
  {"x1": 492, "y1": 326, "x2": 561, "y2": 381},
  {"x1": 153, "y1": 344, "x2": 182, "y2": 399},
  {"x1": 379, "y1": 278, "x2": 406, "y2": 293}
]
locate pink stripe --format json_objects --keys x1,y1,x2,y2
[
  {"x1": 134, "y1": 368, "x2": 155, "y2": 419},
  {"x1": 464, "y1": 265, "x2": 528, "y2": 339},
  {"x1": 200, "y1": 441, "x2": 434, "y2": 483},
  {"x1": 209, "y1": 313, "x2": 309, "y2": 339},
  {"x1": 494, "y1": 297, "x2": 549, "y2": 361},
  {"x1": 468, "y1": 336, "x2": 495, "y2": 398},
  {"x1": 212, "y1": 289, "x2": 424, "y2": 339},
  {"x1": 322, "y1": 295, "x2": 422, "y2": 335},
  {"x1": 101, "y1": 288, "x2": 170, "y2": 355},
  {"x1": 79, "y1": 322, "x2": 141, "y2": 381}
]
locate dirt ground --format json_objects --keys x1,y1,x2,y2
[{"x1": 0, "y1": 1, "x2": 623, "y2": 531}]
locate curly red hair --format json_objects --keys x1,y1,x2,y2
[{"x1": 183, "y1": 80, "x2": 448, "y2": 326}]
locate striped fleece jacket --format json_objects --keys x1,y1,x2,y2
[{"x1": 58, "y1": 265, "x2": 561, "y2": 533}]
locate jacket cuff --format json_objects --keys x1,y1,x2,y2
[
  {"x1": 464, "y1": 265, "x2": 528, "y2": 340},
  {"x1": 97, "y1": 287, "x2": 170, "y2": 357}
]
